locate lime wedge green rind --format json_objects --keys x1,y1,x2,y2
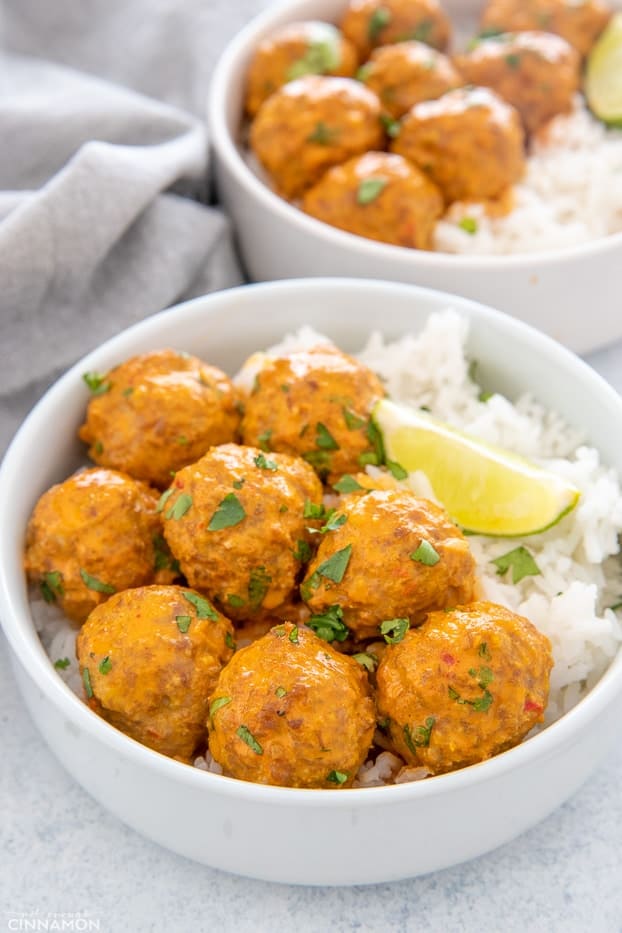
[
  {"x1": 372, "y1": 399, "x2": 580, "y2": 538},
  {"x1": 586, "y1": 13, "x2": 622, "y2": 124}
]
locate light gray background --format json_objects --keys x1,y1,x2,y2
[{"x1": 1, "y1": 1, "x2": 622, "y2": 930}]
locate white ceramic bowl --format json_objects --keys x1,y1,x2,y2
[
  {"x1": 208, "y1": 0, "x2": 622, "y2": 354},
  {"x1": 2, "y1": 279, "x2": 622, "y2": 885}
]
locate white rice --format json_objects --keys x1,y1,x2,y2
[
  {"x1": 34, "y1": 310, "x2": 622, "y2": 782},
  {"x1": 436, "y1": 98, "x2": 622, "y2": 255}
]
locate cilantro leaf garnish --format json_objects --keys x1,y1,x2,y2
[
  {"x1": 82, "y1": 668, "x2": 93, "y2": 699},
  {"x1": 491, "y1": 546, "x2": 541, "y2": 584},
  {"x1": 41, "y1": 570, "x2": 64, "y2": 603},
  {"x1": 98, "y1": 656, "x2": 112, "y2": 674},
  {"x1": 403, "y1": 717, "x2": 435, "y2": 753},
  {"x1": 300, "y1": 570, "x2": 321, "y2": 602},
  {"x1": 505, "y1": 53, "x2": 521, "y2": 70},
  {"x1": 176, "y1": 615, "x2": 192, "y2": 633},
  {"x1": 380, "y1": 113, "x2": 401, "y2": 138},
  {"x1": 79, "y1": 568, "x2": 115, "y2": 594},
  {"x1": 54, "y1": 657, "x2": 71, "y2": 670},
  {"x1": 366, "y1": 418, "x2": 385, "y2": 464},
  {"x1": 248, "y1": 566, "x2": 271, "y2": 608},
  {"x1": 293, "y1": 539, "x2": 312, "y2": 562},
  {"x1": 227, "y1": 594, "x2": 245, "y2": 608},
  {"x1": 257, "y1": 429, "x2": 272, "y2": 452},
  {"x1": 333, "y1": 474, "x2": 365, "y2": 494},
  {"x1": 236, "y1": 724, "x2": 263, "y2": 755},
  {"x1": 275, "y1": 686, "x2": 287, "y2": 698},
  {"x1": 307, "y1": 605, "x2": 349, "y2": 643},
  {"x1": 153, "y1": 533, "x2": 180, "y2": 574},
  {"x1": 82, "y1": 371, "x2": 110, "y2": 395},
  {"x1": 166, "y1": 493, "x2": 193, "y2": 521},
  {"x1": 320, "y1": 512, "x2": 347, "y2": 534},
  {"x1": 304, "y1": 500, "x2": 329, "y2": 520},
  {"x1": 317, "y1": 544, "x2": 352, "y2": 583},
  {"x1": 342, "y1": 407, "x2": 367, "y2": 431},
  {"x1": 225, "y1": 631, "x2": 235, "y2": 650},
  {"x1": 289, "y1": 625, "x2": 299, "y2": 644},
  {"x1": 254, "y1": 453, "x2": 278, "y2": 471},
  {"x1": 357, "y1": 178, "x2": 387, "y2": 205},
  {"x1": 386, "y1": 460, "x2": 408, "y2": 480},
  {"x1": 327, "y1": 770, "x2": 348, "y2": 785},
  {"x1": 459, "y1": 216, "x2": 478, "y2": 235},
  {"x1": 183, "y1": 590, "x2": 219, "y2": 620},
  {"x1": 315, "y1": 422, "x2": 340, "y2": 450},
  {"x1": 368, "y1": 6, "x2": 391, "y2": 41},
  {"x1": 209, "y1": 696, "x2": 232, "y2": 717},
  {"x1": 478, "y1": 642, "x2": 491, "y2": 660},
  {"x1": 208, "y1": 493, "x2": 245, "y2": 531},
  {"x1": 410, "y1": 539, "x2": 440, "y2": 566},
  {"x1": 307, "y1": 121, "x2": 338, "y2": 145},
  {"x1": 352, "y1": 652, "x2": 378, "y2": 672},
  {"x1": 287, "y1": 38, "x2": 340, "y2": 80},
  {"x1": 380, "y1": 617, "x2": 410, "y2": 644}
]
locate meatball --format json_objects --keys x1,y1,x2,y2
[
  {"x1": 207, "y1": 622, "x2": 376, "y2": 787},
  {"x1": 161, "y1": 444, "x2": 323, "y2": 621},
  {"x1": 24, "y1": 468, "x2": 167, "y2": 624},
  {"x1": 302, "y1": 151, "x2": 443, "y2": 249},
  {"x1": 240, "y1": 343, "x2": 385, "y2": 482},
  {"x1": 361, "y1": 41, "x2": 462, "y2": 119},
  {"x1": 455, "y1": 32, "x2": 580, "y2": 134},
  {"x1": 79, "y1": 349, "x2": 240, "y2": 490},
  {"x1": 245, "y1": 21, "x2": 359, "y2": 117},
  {"x1": 376, "y1": 601, "x2": 553, "y2": 774},
  {"x1": 391, "y1": 86, "x2": 526, "y2": 203},
  {"x1": 341, "y1": 0, "x2": 451, "y2": 60},
  {"x1": 249, "y1": 75, "x2": 383, "y2": 199},
  {"x1": 480, "y1": 0, "x2": 611, "y2": 58},
  {"x1": 76, "y1": 585, "x2": 234, "y2": 760},
  {"x1": 301, "y1": 489, "x2": 478, "y2": 640}
]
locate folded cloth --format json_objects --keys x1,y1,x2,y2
[{"x1": 0, "y1": 0, "x2": 257, "y2": 454}]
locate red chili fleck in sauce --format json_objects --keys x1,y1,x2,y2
[
  {"x1": 524, "y1": 698, "x2": 543, "y2": 713},
  {"x1": 441, "y1": 652, "x2": 456, "y2": 666}
]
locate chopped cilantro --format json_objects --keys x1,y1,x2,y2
[
  {"x1": 82, "y1": 668, "x2": 93, "y2": 699},
  {"x1": 183, "y1": 590, "x2": 219, "y2": 620},
  {"x1": 166, "y1": 493, "x2": 193, "y2": 521},
  {"x1": 275, "y1": 686, "x2": 287, "y2": 698},
  {"x1": 307, "y1": 605, "x2": 349, "y2": 643},
  {"x1": 380, "y1": 617, "x2": 410, "y2": 644},
  {"x1": 257, "y1": 429, "x2": 272, "y2": 452},
  {"x1": 227, "y1": 594, "x2": 245, "y2": 608},
  {"x1": 491, "y1": 546, "x2": 541, "y2": 584},
  {"x1": 156, "y1": 488, "x2": 174, "y2": 513},
  {"x1": 307, "y1": 121, "x2": 337, "y2": 145},
  {"x1": 478, "y1": 642, "x2": 491, "y2": 660},
  {"x1": 176, "y1": 615, "x2": 192, "y2": 633},
  {"x1": 380, "y1": 113, "x2": 401, "y2": 138},
  {"x1": 98, "y1": 656, "x2": 112, "y2": 675},
  {"x1": 54, "y1": 657, "x2": 71, "y2": 670},
  {"x1": 248, "y1": 566, "x2": 271, "y2": 608},
  {"x1": 368, "y1": 7, "x2": 391, "y2": 41},
  {"x1": 342, "y1": 407, "x2": 367, "y2": 431},
  {"x1": 304, "y1": 500, "x2": 329, "y2": 520},
  {"x1": 505, "y1": 53, "x2": 521, "y2": 69},
  {"x1": 236, "y1": 724, "x2": 263, "y2": 755},
  {"x1": 254, "y1": 453, "x2": 278, "y2": 471},
  {"x1": 317, "y1": 544, "x2": 352, "y2": 583},
  {"x1": 353, "y1": 652, "x2": 377, "y2": 672},
  {"x1": 333, "y1": 474, "x2": 365, "y2": 494},
  {"x1": 315, "y1": 422, "x2": 340, "y2": 450},
  {"x1": 289, "y1": 625, "x2": 299, "y2": 644},
  {"x1": 357, "y1": 178, "x2": 387, "y2": 205},
  {"x1": 300, "y1": 570, "x2": 321, "y2": 602},
  {"x1": 293, "y1": 539, "x2": 312, "y2": 562},
  {"x1": 177, "y1": 435, "x2": 188, "y2": 446},
  {"x1": 41, "y1": 570, "x2": 64, "y2": 603},
  {"x1": 412, "y1": 18, "x2": 433, "y2": 42},
  {"x1": 79, "y1": 568, "x2": 115, "y2": 594},
  {"x1": 327, "y1": 770, "x2": 348, "y2": 785},
  {"x1": 410, "y1": 539, "x2": 440, "y2": 566},
  {"x1": 225, "y1": 631, "x2": 235, "y2": 650},
  {"x1": 458, "y1": 216, "x2": 478, "y2": 235},
  {"x1": 82, "y1": 371, "x2": 110, "y2": 395},
  {"x1": 209, "y1": 696, "x2": 232, "y2": 717},
  {"x1": 93, "y1": 441, "x2": 104, "y2": 455},
  {"x1": 233, "y1": 478, "x2": 245, "y2": 489},
  {"x1": 208, "y1": 493, "x2": 245, "y2": 531},
  {"x1": 403, "y1": 717, "x2": 435, "y2": 753},
  {"x1": 153, "y1": 534, "x2": 179, "y2": 574},
  {"x1": 279, "y1": 504, "x2": 289, "y2": 514},
  {"x1": 356, "y1": 63, "x2": 373, "y2": 82},
  {"x1": 121, "y1": 386, "x2": 134, "y2": 397},
  {"x1": 386, "y1": 460, "x2": 408, "y2": 480},
  {"x1": 366, "y1": 418, "x2": 385, "y2": 464},
  {"x1": 286, "y1": 38, "x2": 339, "y2": 80}
]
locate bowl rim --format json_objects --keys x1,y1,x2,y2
[
  {"x1": 207, "y1": 0, "x2": 622, "y2": 269},
  {"x1": 2, "y1": 277, "x2": 622, "y2": 807}
]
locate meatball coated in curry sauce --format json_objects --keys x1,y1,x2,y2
[
  {"x1": 249, "y1": 75, "x2": 384, "y2": 199},
  {"x1": 79, "y1": 349, "x2": 241, "y2": 490},
  {"x1": 480, "y1": 0, "x2": 612, "y2": 58},
  {"x1": 455, "y1": 32, "x2": 581, "y2": 135},
  {"x1": 301, "y1": 489, "x2": 477, "y2": 641},
  {"x1": 391, "y1": 85, "x2": 526, "y2": 203},
  {"x1": 341, "y1": 0, "x2": 451, "y2": 60},
  {"x1": 24, "y1": 468, "x2": 169, "y2": 624},
  {"x1": 76, "y1": 585, "x2": 234, "y2": 761},
  {"x1": 245, "y1": 21, "x2": 359, "y2": 117},
  {"x1": 161, "y1": 444, "x2": 323, "y2": 621},
  {"x1": 240, "y1": 343, "x2": 385, "y2": 482},
  {"x1": 361, "y1": 41, "x2": 462, "y2": 119},
  {"x1": 302, "y1": 151, "x2": 443, "y2": 249},
  {"x1": 376, "y1": 601, "x2": 553, "y2": 774},
  {"x1": 207, "y1": 622, "x2": 376, "y2": 787}
]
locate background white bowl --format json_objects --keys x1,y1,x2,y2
[
  {"x1": 1, "y1": 279, "x2": 622, "y2": 885},
  {"x1": 208, "y1": 0, "x2": 622, "y2": 355}
]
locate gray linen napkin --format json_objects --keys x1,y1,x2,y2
[{"x1": 0, "y1": 0, "x2": 277, "y2": 453}]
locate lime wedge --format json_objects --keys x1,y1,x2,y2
[
  {"x1": 373, "y1": 399, "x2": 580, "y2": 537},
  {"x1": 586, "y1": 13, "x2": 622, "y2": 125}
]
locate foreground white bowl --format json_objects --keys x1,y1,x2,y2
[
  {"x1": 208, "y1": 0, "x2": 622, "y2": 354},
  {"x1": 1, "y1": 279, "x2": 622, "y2": 885}
]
